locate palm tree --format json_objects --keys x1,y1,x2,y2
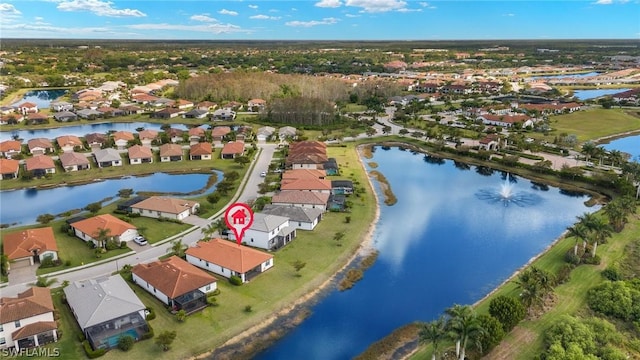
[
  {"x1": 168, "y1": 239, "x2": 187, "y2": 258},
  {"x1": 566, "y1": 223, "x2": 588, "y2": 256},
  {"x1": 588, "y1": 217, "x2": 612, "y2": 257},
  {"x1": 419, "y1": 317, "x2": 446, "y2": 360},
  {"x1": 515, "y1": 267, "x2": 553, "y2": 314},
  {"x1": 445, "y1": 304, "x2": 484, "y2": 360},
  {"x1": 604, "y1": 201, "x2": 626, "y2": 232},
  {"x1": 200, "y1": 222, "x2": 217, "y2": 241},
  {"x1": 576, "y1": 212, "x2": 598, "y2": 252},
  {"x1": 581, "y1": 141, "x2": 596, "y2": 163},
  {"x1": 92, "y1": 227, "x2": 112, "y2": 249}
]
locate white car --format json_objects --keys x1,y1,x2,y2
[
  {"x1": 133, "y1": 236, "x2": 148, "y2": 246},
  {"x1": 260, "y1": 171, "x2": 267, "y2": 177}
]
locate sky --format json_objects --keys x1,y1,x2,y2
[{"x1": 0, "y1": 0, "x2": 638, "y2": 40}]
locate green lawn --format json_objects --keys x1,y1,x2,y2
[
  {"x1": 536, "y1": 108, "x2": 640, "y2": 144},
  {"x1": 127, "y1": 217, "x2": 191, "y2": 244}
]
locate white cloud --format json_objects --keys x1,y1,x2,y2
[
  {"x1": 594, "y1": 0, "x2": 628, "y2": 3},
  {"x1": 503, "y1": 13, "x2": 515, "y2": 16},
  {"x1": 419, "y1": 1, "x2": 428, "y2": 6},
  {"x1": 285, "y1": 17, "x2": 338, "y2": 27},
  {"x1": 396, "y1": 7, "x2": 421, "y2": 12},
  {"x1": 127, "y1": 22, "x2": 247, "y2": 34},
  {"x1": 191, "y1": 14, "x2": 217, "y2": 22},
  {"x1": 57, "y1": 0, "x2": 146, "y2": 17},
  {"x1": 345, "y1": 0, "x2": 407, "y2": 13},
  {"x1": 249, "y1": 14, "x2": 281, "y2": 20},
  {"x1": 248, "y1": 4, "x2": 258, "y2": 9},
  {"x1": 345, "y1": 13, "x2": 360, "y2": 17},
  {"x1": 35, "y1": 16, "x2": 44, "y2": 21},
  {"x1": 218, "y1": 9, "x2": 238, "y2": 16},
  {"x1": 315, "y1": 0, "x2": 342, "y2": 8},
  {"x1": 2, "y1": 22, "x2": 109, "y2": 34},
  {"x1": 0, "y1": 3, "x2": 20, "y2": 15}
]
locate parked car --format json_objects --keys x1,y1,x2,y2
[
  {"x1": 133, "y1": 236, "x2": 148, "y2": 246},
  {"x1": 260, "y1": 171, "x2": 267, "y2": 177}
]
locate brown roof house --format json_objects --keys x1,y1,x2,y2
[
  {"x1": 221, "y1": 141, "x2": 244, "y2": 159},
  {"x1": 0, "y1": 158, "x2": 20, "y2": 180},
  {"x1": 27, "y1": 138, "x2": 54, "y2": 156},
  {"x1": 112, "y1": 131, "x2": 134, "y2": 150},
  {"x1": 190, "y1": 142, "x2": 212, "y2": 160},
  {"x1": 25, "y1": 155, "x2": 56, "y2": 177},
  {"x1": 130, "y1": 196, "x2": 199, "y2": 221},
  {"x1": 137, "y1": 129, "x2": 159, "y2": 147},
  {"x1": 127, "y1": 145, "x2": 153, "y2": 165},
  {"x1": 280, "y1": 177, "x2": 332, "y2": 193},
  {"x1": 186, "y1": 239, "x2": 274, "y2": 283},
  {"x1": 70, "y1": 214, "x2": 138, "y2": 247},
  {"x1": 59, "y1": 152, "x2": 90, "y2": 172},
  {"x1": 159, "y1": 143, "x2": 183, "y2": 162},
  {"x1": 3, "y1": 227, "x2": 58, "y2": 266},
  {"x1": 16, "y1": 101, "x2": 38, "y2": 115},
  {"x1": 132, "y1": 256, "x2": 217, "y2": 314},
  {"x1": 56, "y1": 135, "x2": 83, "y2": 152},
  {"x1": 211, "y1": 126, "x2": 231, "y2": 142},
  {"x1": 188, "y1": 127, "x2": 206, "y2": 144},
  {"x1": 0, "y1": 140, "x2": 22, "y2": 159},
  {"x1": 84, "y1": 133, "x2": 108, "y2": 150},
  {"x1": 271, "y1": 191, "x2": 330, "y2": 212},
  {"x1": 166, "y1": 128, "x2": 185, "y2": 144},
  {"x1": 0, "y1": 287, "x2": 58, "y2": 351}
]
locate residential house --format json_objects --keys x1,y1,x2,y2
[
  {"x1": 517, "y1": 102, "x2": 582, "y2": 115},
  {"x1": 478, "y1": 114, "x2": 533, "y2": 128},
  {"x1": 331, "y1": 180, "x2": 354, "y2": 195},
  {"x1": 128, "y1": 145, "x2": 153, "y2": 165},
  {"x1": 0, "y1": 140, "x2": 22, "y2": 159},
  {"x1": 112, "y1": 131, "x2": 134, "y2": 150},
  {"x1": 137, "y1": 129, "x2": 158, "y2": 146},
  {"x1": 221, "y1": 141, "x2": 244, "y2": 159},
  {"x1": 53, "y1": 111, "x2": 77, "y2": 122},
  {"x1": 166, "y1": 128, "x2": 184, "y2": 143},
  {"x1": 479, "y1": 134, "x2": 500, "y2": 150},
  {"x1": 241, "y1": 213, "x2": 296, "y2": 251},
  {"x1": 97, "y1": 107, "x2": 125, "y2": 117},
  {"x1": 270, "y1": 191, "x2": 330, "y2": 212},
  {"x1": 120, "y1": 105, "x2": 144, "y2": 115},
  {"x1": 256, "y1": 126, "x2": 275, "y2": 142},
  {"x1": 130, "y1": 196, "x2": 199, "y2": 221},
  {"x1": 93, "y1": 148, "x2": 122, "y2": 168},
  {"x1": 183, "y1": 109, "x2": 208, "y2": 119},
  {"x1": 85, "y1": 133, "x2": 108, "y2": 150},
  {"x1": 247, "y1": 98, "x2": 266, "y2": 111},
  {"x1": 278, "y1": 126, "x2": 297, "y2": 141},
  {"x1": 0, "y1": 113, "x2": 24, "y2": 125},
  {"x1": 212, "y1": 108, "x2": 236, "y2": 121},
  {"x1": 151, "y1": 107, "x2": 182, "y2": 119},
  {"x1": 132, "y1": 256, "x2": 217, "y2": 314},
  {"x1": 0, "y1": 287, "x2": 58, "y2": 351},
  {"x1": 211, "y1": 126, "x2": 231, "y2": 142},
  {"x1": 174, "y1": 99, "x2": 194, "y2": 110},
  {"x1": 27, "y1": 138, "x2": 54, "y2": 156},
  {"x1": 3, "y1": 227, "x2": 58, "y2": 266},
  {"x1": 190, "y1": 142, "x2": 212, "y2": 160},
  {"x1": 59, "y1": 152, "x2": 90, "y2": 172},
  {"x1": 26, "y1": 113, "x2": 48, "y2": 125},
  {"x1": 196, "y1": 101, "x2": 217, "y2": 111},
  {"x1": 16, "y1": 102, "x2": 38, "y2": 115},
  {"x1": 151, "y1": 98, "x2": 174, "y2": 108},
  {"x1": 64, "y1": 276, "x2": 148, "y2": 351},
  {"x1": 235, "y1": 126, "x2": 252, "y2": 142},
  {"x1": 186, "y1": 239, "x2": 274, "y2": 283},
  {"x1": 0, "y1": 158, "x2": 19, "y2": 179},
  {"x1": 76, "y1": 108, "x2": 102, "y2": 120},
  {"x1": 70, "y1": 214, "x2": 138, "y2": 246},
  {"x1": 56, "y1": 135, "x2": 83, "y2": 152},
  {"x1": 50, "y1": 101, "x2": 73, "y2": 112},
  {"x1": 25, "y1": 156, "x2": 56, "y2": 177},
  {"x1": 281, "y1": 169, "x2": 326, "y2": 181},
  {"x1": 188, "y1": 127, "x2": 206, "y2": 144},
  {"x1": 262, "y1": 205, "x2": 323, "y2": 231},
  {"x1": 159, "y1": 144, "x2": 183, "y2": 162},
  {"x1": 281, "y1": 177, "x2": 332, "y2": 193}
]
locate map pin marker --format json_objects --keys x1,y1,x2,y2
[{"x1": 224, "y1": 203, "x2": 254, "y2": 245}]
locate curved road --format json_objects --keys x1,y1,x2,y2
[{"x1": 2, "y1": 144, "x2": 278, "y2": 297}]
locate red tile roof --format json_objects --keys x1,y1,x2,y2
[
  {"x1": 281, "y1": 178, "x2": 332, "y2": 191},
  {"x1": 0, "y1": 158, "x2": 19, "y2": 174},
  {"x1": 271, "y1": 191, "x2": 330, "y2": 205},
  {"x1": 27, "y1": 138, "x2": 53, "y2": 150},
  {"x1": 190, "y1": 142, "x2": 212, "y2": 156},
  {"x1": 188, "y1": 127, "x2": 206, "y2": 137},
  {"x1": 128, "y1": 145, "x2": 153, "y2": 159},
  {"x1": 71, "y1": 214, "x2": 136, "y2": 237},
  {"x1": 131, "y1": 196, "x2": 198, "y2": 215},
  {"x1": 159, "y1": 143, "x2": 183, "y2": 157},
  {"x1": 281, "y1": 169, "x2": 326, "y2": 181},
  {"x1": 0, "y1": 287, "x2": 55, "y2": 323},
  {"x1": 186, "y1": 239, "x2": 273, "y2": 274},
  {"x1": 138, "y1": 129, "x2": 158, "y2": 140},
  {"x1": 56, "y1": 135, "x2": 83, "y2": 148},
  {"x1": 3, "y1": 227, "x2": 58, "y2": 261},
  {"x1": 0, "y1": 140, "x2": 22, "y2": 152},
  {"x1": 211, "y1": 126, "x2": 231, "y2": 137},
  {"x1": 25, "y1": 155, "x2": 55, "y2": 171},
  {"x1": 132, "y1": 256, "x2": 216, "y2": 298},
  {"x1": 221, "y1": 141, "x2": 245, "y2": 155},
  {"x1": 11, "y1": 321, "x2": 58, "y2": 340},
  {"x1": 59, "y1": 152, "x2": 90, "y2": 167},
  {"x1": 113, "y1": 131, "x2": 135, "y2": 141}
]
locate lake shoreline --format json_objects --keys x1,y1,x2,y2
[{"x1": 191, "y1": 145, "x2": 381, "y2": 360}]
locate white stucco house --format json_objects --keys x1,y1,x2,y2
[
  {"x1": 236, "y1": 213, "x2": 297, "y2": 251},
  {"x1": 69, "y1": 214, "x2": 138, "y2": 246},
  {"x1": 0, "y1": 287, "x2": 58, "y2": 351},
  {"x1": 129, "y1": 196, "x2": 199, "y2": 221},
  {"x1": 261, "y1": 205, "x2": 323, "y2": 231}
]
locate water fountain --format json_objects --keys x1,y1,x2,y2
[{"x1": 476, "y1": 174, "x2": 542, "y2": 207}]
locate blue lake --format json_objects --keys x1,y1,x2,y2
[
  {"x1": 601, "y1": 134, "x2": 640, "y2": 162},
  {"x1": 0, "y1": 171, "x2": 220, "y2": 226},
  {"x1": 256, "y1": 146, "x2": 598, "y2": 360},
  {"x1": 572, "y1": 88, "x2": 630, "y2": 100},
  {"x1": 0, "y1": 122, "x2": 194, "y2": 142},
  {"x1": 11, "y1": 89, "x2": 68, "y2": 109},
  {"x1": 533, "y1": 71, "x2": 600, "y2": 80}
]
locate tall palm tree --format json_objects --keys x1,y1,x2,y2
[
  {"x1": 418, "y1": 317, "x2": 446, "y2": 360},
  {"x1": 92, "y1": 227, "x2": 112, "y2": 249},
  {"x1": 588, "y1": 217, "x2": 612, "y2": 257},
  {"x1": 604, "y1": 201, "x2": 626, "y2": 232},
  {"x1": 445, "y1": 304, "x2": 484, "y2": 360},
  {"x1": 168, "y1": 239, "x2": 187, "y2": 258},
  {"x1": 566, "y1": 223, "x2": 588, "y2": 256},
  {"x1": 200, "y1": 222, "x2": 217, "y2": 241},
  {"x1": 581, "y1": 142, "x2": 596, "y2": 163},
  {"x1": 515, "y1": 267, "x2": 553, "y2": 314},
  {"x1": 576, "y1": 212, "x2": 598, "y2": 252}
]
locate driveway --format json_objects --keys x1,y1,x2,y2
[{"x1": 8, "y1": 261, "x2": 36, "y2": 286}]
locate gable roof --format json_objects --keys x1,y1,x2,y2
[
  {"x1": 59, "y1": 152, "x2": 90, "y2": 167},
  {"x1": 27, "y1": 138, "x2": 53, "y2": 150},
  {"x1": 221, "y1": 141, "x2": 244, "y2": 155},
  {"x1": 132, "y1": 256, "x2": 216, "y2": 299},
  {"x1": 262, "y1": 205, "x2": 323, "y2": 223},
  {"x1": 128, "y1": 145, "x2": 153, "y2": 159},
  {"x1": 250, "y1": 213, "x2": 289, "y2": 232},
  {"x1": 25, "y1": 155, "x2": 55, "y2": 171},
  {"x1": 281, "y1": 178, "x2": 332, "y2": 191},
  {"x1": 159, "y1": 143, "x2": 183, "y2": 157},
  {"x1": 56, "y1": 135, "x2": 83, "y2": 148},
  {"x1": 188, "y1": 127, "x2": 206, "y2": 137},
  {"x1": 138, "y1": 129, "x2": 158, "y2": 140},
  {"x1": 0, "y1": 287, "x2": 55, "y2": 324},
  {"x1": 85, "y1": 133, "x2": 108, "y2": 144},
  {"x1": 70, "y1": 214, "x2": 136, "y2": 237},
  {"x1": 131, "y1": 196, "x2": 198, "y2": 215},
  {"x1": 11, "y1": 321, "x2": 58, "y2": 340},
  {"x1": 112, "y1": 131, "x2": 134, "y2": 142},
  {"x1": 190, "y1": 142, "x2": 212, "y2": 156},
  {"x1": 0, "y1": 158, "x2": 19, "y2": 174},
  {"x1": 3, "y1": 227, "x2": 58, "y2": 261},
  {"x1": 93, "y1": 148, "x2": 121, "y2": 162},
  {"x1": 186, "y1": 239, "x2": 273, "y2": 273},
  {"x1": 271, "y1": 190, "x2": 330, "y2": 206},
  {"x1": 211, "y1": 126, "x2": 231, "y2": 137},
  {"x1": 0, "y1": 140, "x2": 22, "y2": 152},
  {"x1": 63, "y1": 275, "x2": 146, "y2": 330},
  {"x1": 282, "y1": 169, "x2": 326, "y2": 181}
]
